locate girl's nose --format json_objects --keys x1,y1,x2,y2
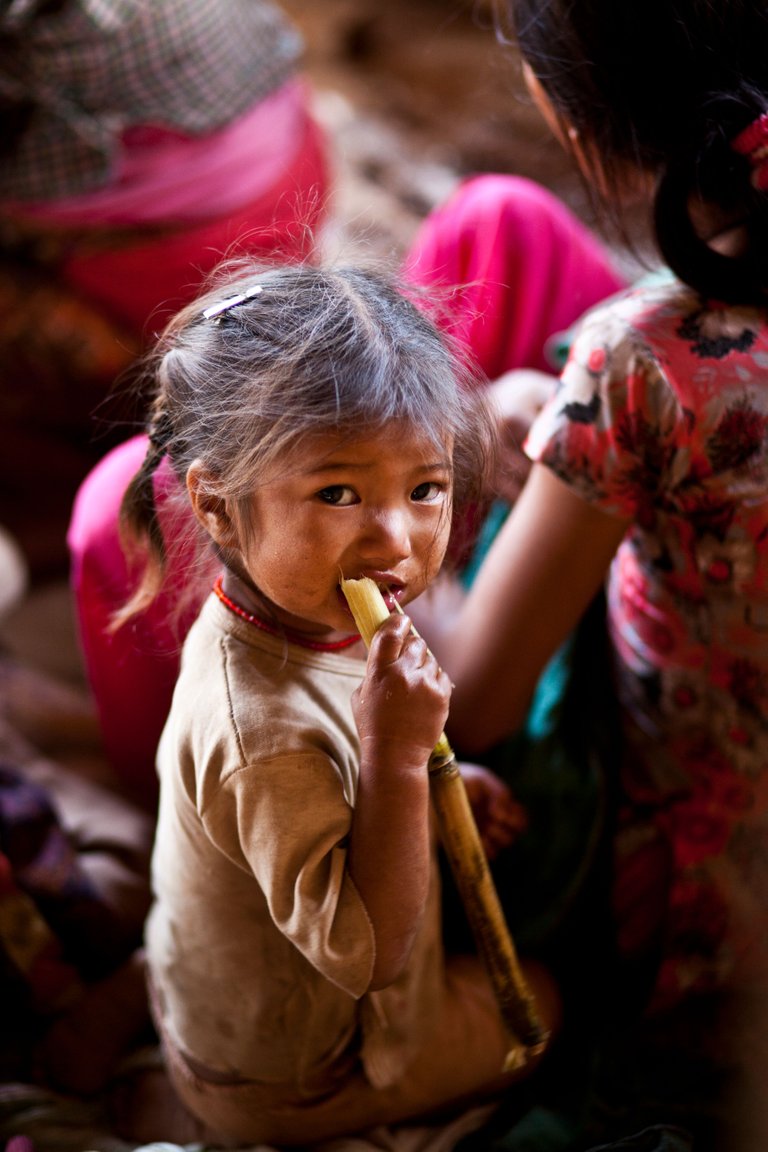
[{"x1": 358, "y1": 507, "x2": 411, "y2": 563}]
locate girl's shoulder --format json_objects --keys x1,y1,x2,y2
[
  {"x1": 556, "y1": 276, "x2": 768, "y2": 445},
  {"x1": 175, "y1": 594, "x2": 365, "y2": 783},
  {"x1": 577, "y1": 274, "x2": 768, "y2": 362}
]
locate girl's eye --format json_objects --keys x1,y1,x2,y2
[
  {"x1": 317, "y1": 485, "x2": 358, "y2": 507},
  {"x1": 411, "y1": 481, "x2": 446, "y2": 504}
]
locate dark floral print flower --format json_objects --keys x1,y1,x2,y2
[
  {"x1": 667, "y1": 878, "x2": 729, "y2": 960},
  {"x1": 677, "y1": 309, "x2": 758, "y2": 359},
  {"x1": 676, "y1": 492, "x2": 735, "y2": 543},
  {"x1": 674, "y1": 685, "x2": 696, "y2": 707},
  {"x1": 728, "y1": 657, "x2": 766, "y2": 713},
  {"x1": 561, "y1": 391, "x2": 600, "y2": 424},
  {"x1": 673, "y1": 806, "x2": 732, "y2": 868},
  {"x1": 614, "y1": 409, "x2": 662, "y2": 462},
  {"x1": 698, "y1": 754, "x2": 755, "y2": 811},
  {"x1": 707, "y1": 399, "x2": 768, "y2": 472}
]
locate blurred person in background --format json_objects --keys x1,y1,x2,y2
[{"x1": 0, "y1": 0, "x2": 330, "y2": 577}]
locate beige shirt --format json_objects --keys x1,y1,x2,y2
[{"x1": 146, "y1": 595, "x2": 443, "y2": 1092}]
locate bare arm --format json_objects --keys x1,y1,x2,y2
[
  {"x1": 348, "y1": 613, "x2": 451, "y2": 989},
  {"x1": 487, "y1": 369, "x2": 559, "y2": 505},
  {"x1": 420, "y1": 464, "x2": 630, "y2": 753}
]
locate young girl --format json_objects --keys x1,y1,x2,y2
[
  {"x1": 412, "y1": 0, "x2": 768, "y2": 1016},
  {"x1": 114, "y1": 261, "x2": 555, "y2": 1145},
  {"x1": 68, "y1": 174, "x2": 627, "y2": 810}
]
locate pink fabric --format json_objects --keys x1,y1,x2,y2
[
  {"x1": 58, "y1": 104, "x2": 328, "y2": 337},
  {"x1": 404, "y1": 174, "x2": 626, "y2": 378},
  {"x1": 10, "y1": 81, "x2": 312, "y2": 226},
  {"x1": 68, "y1": 439, "x2": 201, "y2": 807},
  {"x1": 69, "y1": 175, "x2": 626, "y2": 799}
]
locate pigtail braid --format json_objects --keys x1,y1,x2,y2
[{"x1": 110, "y1": 403, "x2": 174, "y2": 630}]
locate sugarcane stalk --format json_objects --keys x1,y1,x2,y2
[{"x1": 340, "y1": 576, "x2": 549, "y2": 1064}]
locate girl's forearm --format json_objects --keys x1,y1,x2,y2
[
  {"x1": 433, "y1": 466, "x2": 629, "y2": 752},
  {"x1": 348, "y1": 752, "x2": 431, "y2": 990}
]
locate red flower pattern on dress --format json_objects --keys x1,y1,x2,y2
[
  {"x1": 707, "y1": 399, "x2": 768, "y2": 473},
  {"x1": 526, "y1": 281, "x2": 768, "y2": 1006}
]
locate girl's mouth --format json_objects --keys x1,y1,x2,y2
[
  {"x1": 337, "y1": 576, "x2": 405, "y2": 616},
  {"x1": 379, "y1": 585, "x2": 403, "y2": 612}
]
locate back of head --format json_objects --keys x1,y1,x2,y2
[{"x1": 501, "y1": 0, "x2": 768, "y2": 303}]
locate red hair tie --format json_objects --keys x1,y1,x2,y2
[{"x1": 732, "y1": 112, "x2": 768, "y2": 191}]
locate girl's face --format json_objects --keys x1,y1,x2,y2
[
  {"x1": 522, "y1": 60, "x2": 654, "y2": 207},
  {"x1": 522, "y1": 62, "x2": 593, "y2": 179},
  {"x1": 227, "y1": 421, "x2": 453, "y2": 642}
]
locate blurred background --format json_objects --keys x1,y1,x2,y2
[
  {"x1": 280, "y1": 0, "x2": 586, "y2": 256},
  {"x1": 0, "y1": 0, "x2": 591, "y2": 765}
]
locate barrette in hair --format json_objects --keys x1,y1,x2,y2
[
  {"x1": 732, "y1": 112, "x2": 768, "y2": 191},
  {"x1": 202, "y1": 284, "x2": 263, "y2": 322}
]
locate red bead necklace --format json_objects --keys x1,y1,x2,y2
[{"x1": 212, "y1": 576, "x2": 361, "y2": 653}]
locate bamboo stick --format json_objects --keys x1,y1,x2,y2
[{"x1": 340, "y1": 576, "x2": 550, "y2": 1066}]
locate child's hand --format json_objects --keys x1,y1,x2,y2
[
  {"x1": 352, "y1": 613, "x2": 451, "y2": 771},
  {"x1": 349, "y1": 613, "x2": 450, "y2": 988},
  {"x1": 459, "y1": 762, "x2": 528, "y2": 859},
  {"x1": 488, "y1": 369, "x2": 557, "y2": 505}
]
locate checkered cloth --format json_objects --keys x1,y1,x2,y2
[{"x1": 0, "y1": 0, "x2": 303, "y2": 200}]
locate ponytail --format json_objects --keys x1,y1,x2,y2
[
  {"x1": 654, "y1": 92, "x2": 768, "y2": 306},
  {"x1": 653, "y1": 157, "x2": 766, "y2": 305}
]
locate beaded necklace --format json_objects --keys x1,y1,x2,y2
[{"x1": 212, "y1": 576, "x2": 361, "y2": 653}]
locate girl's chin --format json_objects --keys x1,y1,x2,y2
[{"x1": 283, "y1": 600, "x2": 359, "y2": 640}]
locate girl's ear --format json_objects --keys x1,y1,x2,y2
[{"x1": 186, "y1": 461, "x2": 240, "y2": 549}]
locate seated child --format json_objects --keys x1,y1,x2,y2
[{"x1": 110, "y1": 259, "x2": 558, "y2": 1145}]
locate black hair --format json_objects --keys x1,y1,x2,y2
[{"x1": 498, "y1": 0, "x2": 768, "y2": 304}]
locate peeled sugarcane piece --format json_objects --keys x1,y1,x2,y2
[
  {"x1": 339, "y1": 575, "x2": 391, "y2": 648},
  {"x1": 340, "y1": 575, "x2": 549, "y2": 1062},
  {"x1": 427, "y1": 746, "x2": 548, "y2": 1061}
]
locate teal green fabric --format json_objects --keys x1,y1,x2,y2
[
  {"x1": 452, "y1": 498, "x2": 724, "y2": 1152},
  {"x1": 456, "y1": 500, "x2": 614, "y2": 951}
]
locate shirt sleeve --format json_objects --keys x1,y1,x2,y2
[
  {"x1": 201, "y1": 753, "x2": 376, "y2": 999},
  {"x1": 525, "y1": 299, "x2": 686, "y2": 521}
]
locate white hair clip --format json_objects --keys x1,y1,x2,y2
[{"x1": 202, "y1": 284, "x2": 263, "y2": 321}]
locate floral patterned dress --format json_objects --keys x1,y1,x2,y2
[{"x1": 526, "y1": 279, "x2": 768, "y2": 1009}]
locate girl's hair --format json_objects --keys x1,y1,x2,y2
[
  {"x1": 498, "y1": 0, "x2": 768, "y2": 304},
  {"x1": 116, "y1": 259, "x2": 495, "y2": 623}
]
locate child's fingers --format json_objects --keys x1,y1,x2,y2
[
  {"x1": 482, "y1": 798, "x2": 529, "y2": 854},
  {"x1": 357, "y1": 613, "x2": 451, "y2": 754},
  {"x1": 479, "y1": 815, "x2": 518, "y2": 859},
  {"x1": 487, "y1": 791, "x2": 529, "y2": 834},
  {"x1": 367, "y1": 612, "x2": 413, "y2": 661},
  {"x1": 460, "y1": 763, "x2": 529, "y2": 855},
  {"x1": 369, "y1": 614, "x2": 446, "y2": 681}
]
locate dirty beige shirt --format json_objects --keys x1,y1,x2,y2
[{"x1": 146, "y1": 594, "x2": 443, "y2": 1091}]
